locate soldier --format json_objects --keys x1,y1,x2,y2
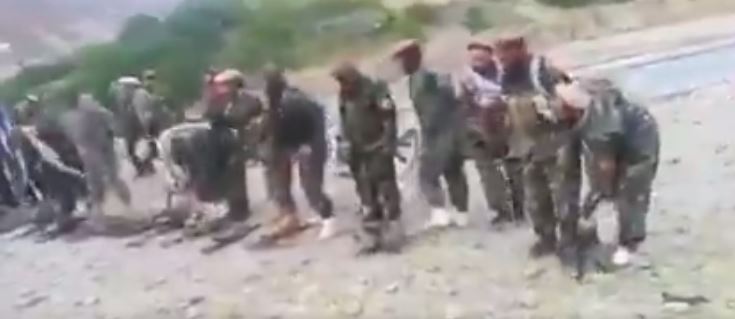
[
  {"x1": 495, "y1": 34, "x2": 581, "y2": 257},
  {"x1": 203, "y1": 69, "x2": 263, "y2": 224},
  {"x1": 456, "y1": 39, "x2": 521, "y2": 225},
  {"x1": 130, "y1": 70, "x2": 165, "y2": 176},
  {"x1": 331, "y1": 62, "x2": 403, "y2": 254},
  {"x1": 13, "y1": 94, "x2": 42, "y2": 126},
  {"x1": 392, "y1": 39, "x2": 469, "y2": 229},
  {"x1": 259, "y1": 67, "x2": 336, "y2": 241},
  {"x1": 554, "y1": 79, "x2": 659, "y2": 265},
  {"x1": 60, "y1": 92, "x2": 131, "y2": 214}
]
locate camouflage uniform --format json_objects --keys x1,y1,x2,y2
[
  {"x1": 457, "y1": 67, "x2": 519, "y2": 222},
  {"x1": 203, "y1": 89, "x2": 262, "y2": 220},
  {"x1": 575, "y1": 79, "x2": 659, "y2": 248},
  {"x1": 61, "y1": 95, "x2": 130, "y2": 208},
  {"x1": 338, "y1": 74, "x2": 401, "y2": 249},
  {"x1": 262, "y1": 87, "x2": 333, "y2": 220},
  {"x1": 128, "y1": 86, "x2": 163, "y2": 174},
  {"x1": 502, "y1": 55, "x2": 580, "y2": 250},
  {"x1": 409, "y1": 69, "x2": 468, "y2": 213}
]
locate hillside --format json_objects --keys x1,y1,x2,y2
[{"x1": 0, "y1": 0, "x2": 180, "y2": 77}]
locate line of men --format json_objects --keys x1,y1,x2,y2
[
  {"x1": 326, "y1": 34, "x2": 659, "y2": 259},
  {"x1": 2, "y1": 33, "x2": 659, "y2": 265}
]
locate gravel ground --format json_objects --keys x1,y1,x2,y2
[{"x1": 3, "y1": 17, "x2": 735, "y2": 319}]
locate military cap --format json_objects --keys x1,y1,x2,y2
[
  {"x1": 143, "y1": 69, "x2": 157, "y2": 80},
  {"x1": 494, "y1": 31, "x2": 527, "y2": 49},
  {"x1": 263, "y1": 64, "x2": 286, "y2": 86},
  {"x1": 117, "y1": 76, "x2": 142, "y2": 86},
  {"x1": 391, "y1": 39, "x2": 421, "y2": 58},
  {"x1": 25, "y1": 94, "x2": 39, "y2": 103},
  {"x1": 467, "y1": 37, "x2": 494, "y2": 52},
  {"x1": 213, "y1": 69, "x2": 244, "y2": 84},
  {"x1": 330, "y1": 61, "x2": 361, "y2": 82}
]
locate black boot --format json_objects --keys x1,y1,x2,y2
[{"x1": 529, "y1": 234, "x2": 557, "y2": 258}]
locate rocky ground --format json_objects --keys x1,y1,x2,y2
[{"x1": 3, "y1": 13, "x2": 735, "y2": 319}]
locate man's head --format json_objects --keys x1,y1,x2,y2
[
  {"x1": 467, "y1": 39, "x2": 496, "y2": 75},
  {"x1": 210, "y1": 69, "x2": 244, "y2": 105},
  {"x1": 142, "y1": 70, "x2": 157, "y2": 89},
  {"x1": 331, "y1": 62, "x2": 363, "y2": 97},
  {"x1": 494, "y1": 34, "x2": 529, "y2": 69},
  {"x1": 263, "y1": 65, "x2": 287, "y2": 102},
  {"x1": 391, "y1": 39, "x2": 422, "y2": 75},
  {"x1": 554, "y1": 81, "x2": 592, "y2": 122}
]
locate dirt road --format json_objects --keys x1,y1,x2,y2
[{"x1": 3, "y1": 16, "x2": 735, "y2": 319}]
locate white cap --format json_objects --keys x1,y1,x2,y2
[
  {"x1": 213, "y1": 69, "x2": 244, "y2": 84},
  {"x1": 117, "y1": 76, "x2": 142, "y2": 86}
]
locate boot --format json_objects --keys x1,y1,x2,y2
[
  {"x1": 529, "y1": 234, "x2": 557, "y2": 258},
  {"x1": 381, "y1": 219, "x2": 406, "y2": 252},
  {"x1": 355, "y1": 220, "x2": 383, "y2": 255}
]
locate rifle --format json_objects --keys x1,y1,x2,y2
[{"x1": 575, "y1": 190, "x2": 604, "y2": 282}]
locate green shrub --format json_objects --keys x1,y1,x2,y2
[
  {"x1": 403, "y1": 3, "x2": 439, "y2": 25},
  {"x1": 463, "y1": 6, "x2": 492, "y2": 34}
]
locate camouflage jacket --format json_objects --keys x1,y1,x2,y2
[
  {"x1": 575, "y1": 79, "x2": 659, "y2": 171},
  {"x1": 338, "y1": 76, "x2": 397, "y2": 154},
  {"x1": 408, "y1": 68, "x2": 462, "y2": 139}
]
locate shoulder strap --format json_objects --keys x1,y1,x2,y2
[{"x1": 529, "y1": 55, "x2": 551, "y2": 97}]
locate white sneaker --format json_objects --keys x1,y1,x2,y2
[
  {"x1": 318, "y1": 217, "x2": 338, "y2": 240},
  {"x1": 424, "y1": 208, "x2": 453, "y2": 229},
  {"x1": 612, "y1": 246, "x2": 632, "y2": 266},
  {"x1": 451, "y1": 211, "x2": 470, "y2": 228}
]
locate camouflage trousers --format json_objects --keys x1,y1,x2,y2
[
  {"x1": 121, "y1": 112, "x2": 158, "y2": 175},
  {"x1": 264, "y1": 138, "x2": 333, "y2": 219},
  {"x1": 419, "y1": 132, "x2": 468, "y2": 212},
  {"x1": 464, "y1": 129, "x2": 523, "y2": 220},
  {"x1": 524, "y1": 141, "x2": 581, "y2": 244},
  {"x1": 347, "y1": 150, "x2": 401, "y2": 231},
  {"x1": 78, "y1": 144, "x2": 131, "y2": 207}
]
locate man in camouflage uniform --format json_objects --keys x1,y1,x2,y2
[
  {"x1": 456, "y1": 39, "x2": 521, "y2": 225},
  {"x1": 554, "y1": 79, "x2": 659, "y2": 265},
  {"x1": 109, "y1": 70, "x2": 162, "y2": 176},
  {"x1": 495, "y1": 35, "x2": 581, "y2": 257},
  {"x1": 61, "y1": 93, "x2": 131, "y2": 214},
  {"x1": 199, "y1": 69, "x2": 263, "y2": 224},
  {"x1": 392, "y1": 40, "x2": 469, "y2": 229},
  {"x1": 13, "y1": 94, "x2": 42, "y2": 126},
  {"x1": 331, "y1": 62, "x2": 403, "y2": 254},
  {"x1": 258, "y1": 67, "x2": 335, "y2": 241}
]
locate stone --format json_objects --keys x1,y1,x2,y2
[
  {"x1": 523, "y1": 267, "x2": 547, "y2": 280},
  {"x1": 15, "y1": 294, "x2": 48, "y2": 309},
  {"x1": 384, "y1": 282, "x2": 400, "y2": 294},
  {"x1": 81, "y1": 296, "x2": 100, "y2": 306},
  {"x1": 185, "y1": 306, "x2": 202, "y2": 319},
  {"x1": 663, "y1": 302, "x2": 690, "y2": 313},
  {"x1": 665, "y1": 157, "x2": 681, "y2": 166},
  {"x1": 426, "y1": 265, "x2": 442, "y2": 273},
  {"x1": 187, "y1": 296, "x2": 206, "y2": 306}
]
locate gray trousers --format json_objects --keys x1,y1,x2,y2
[{"x1": 419, "y1": 132, "x2": 468, "y2": 212}]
